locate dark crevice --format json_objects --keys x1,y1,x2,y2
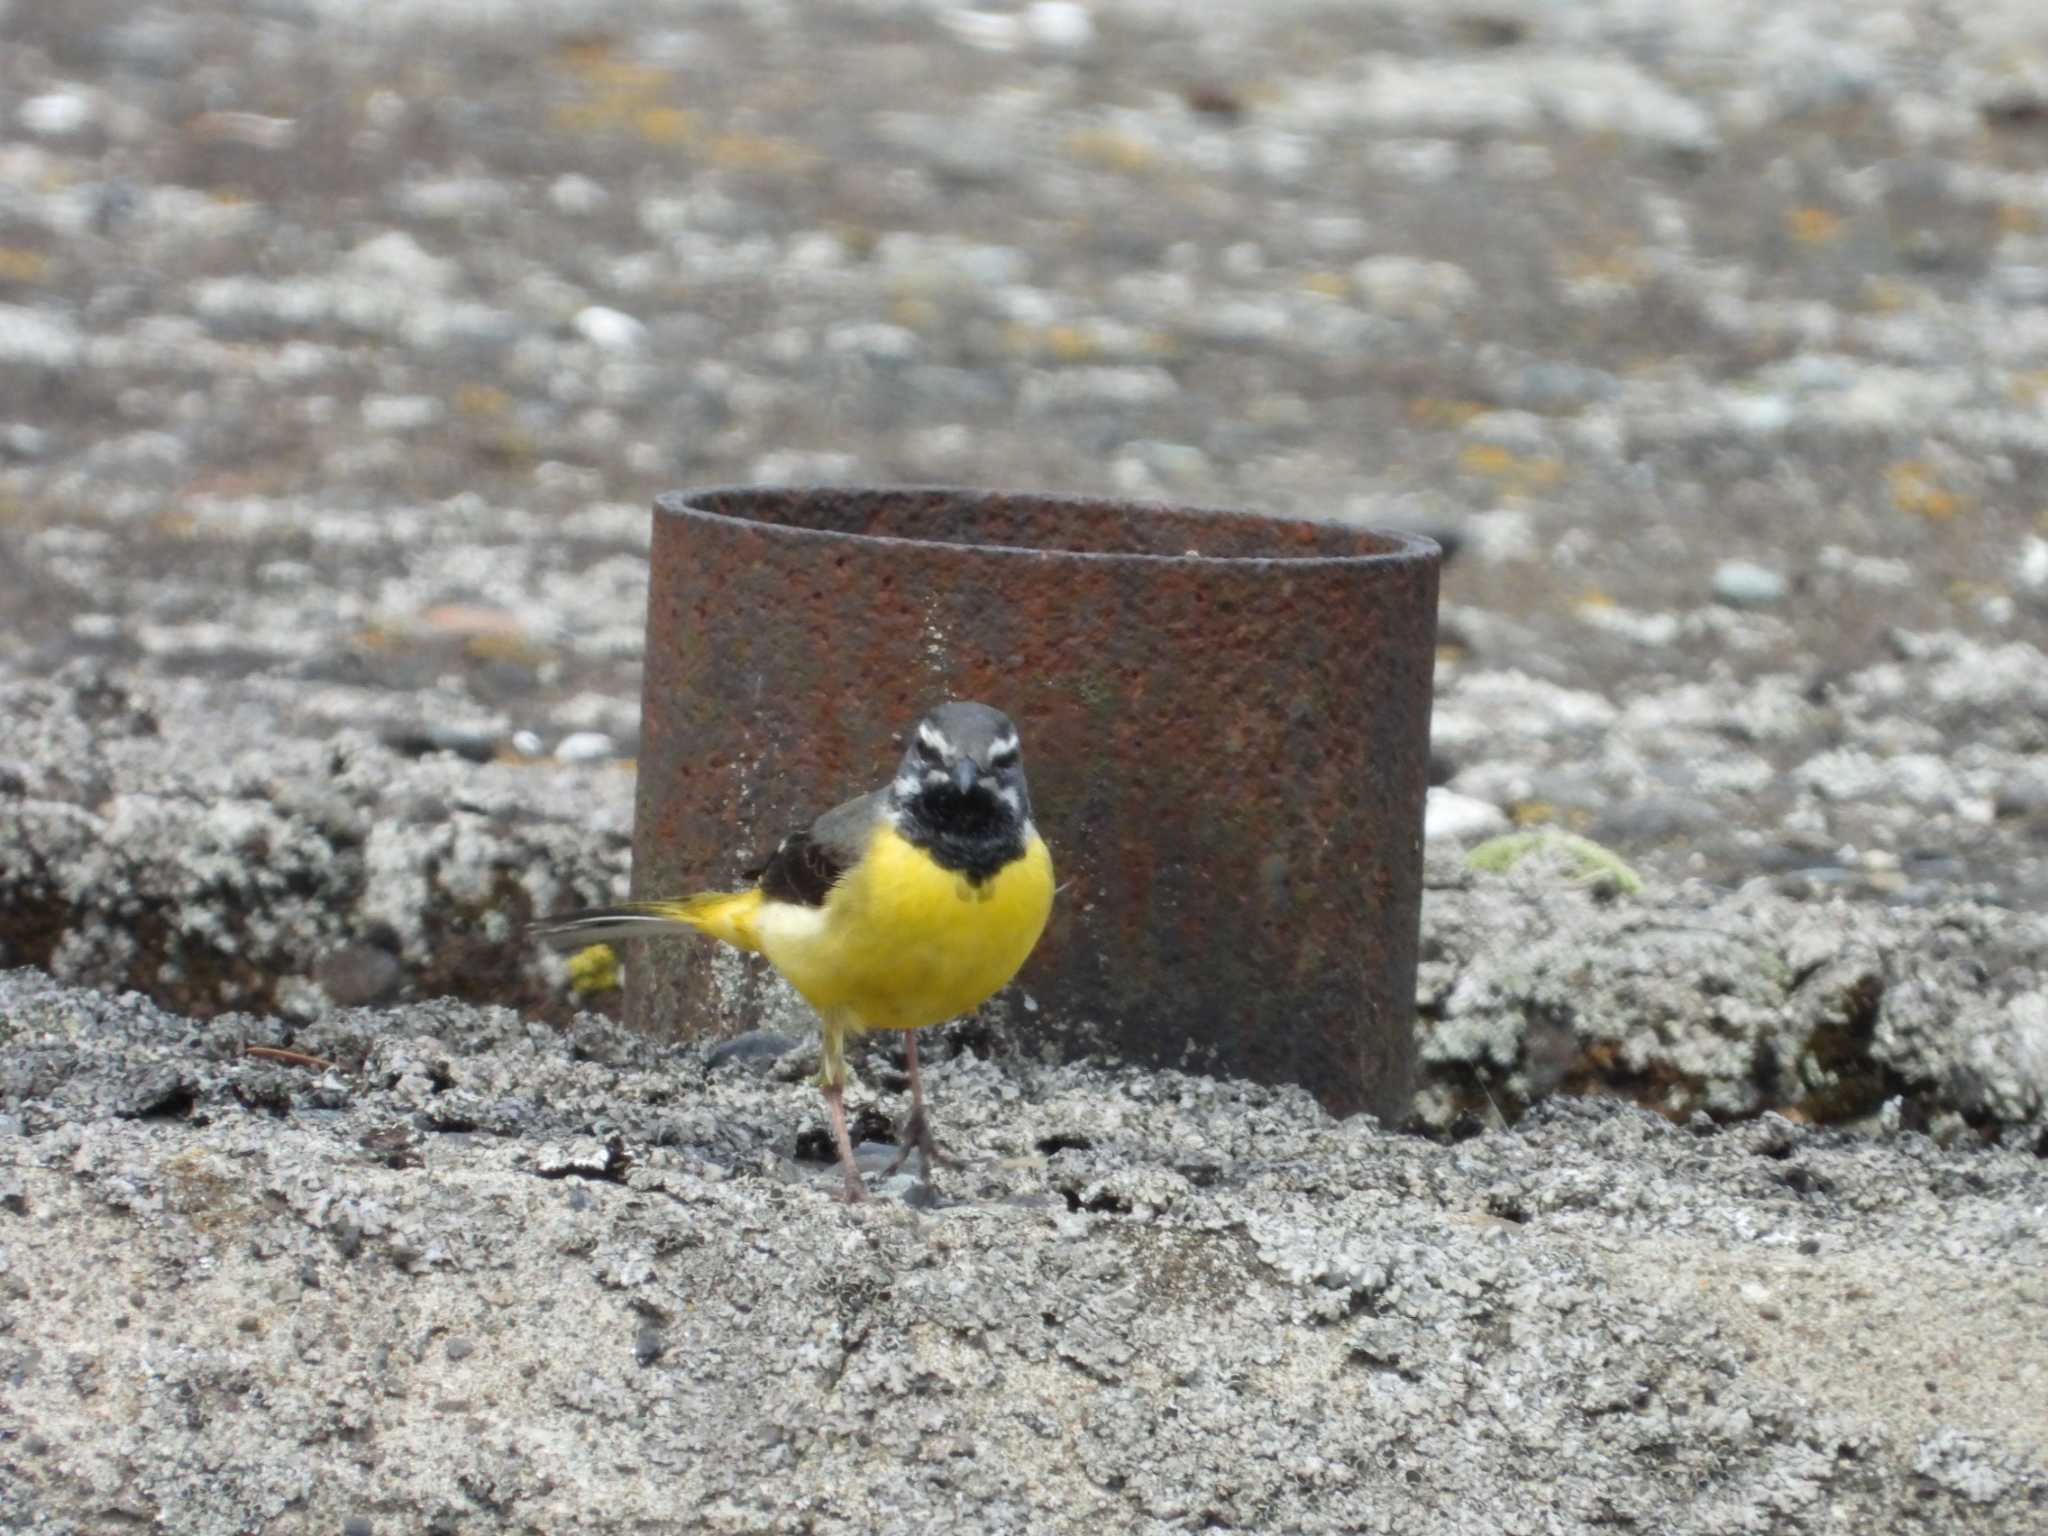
[
  {"x1": 1773, "y1": 1163, "x2": 1835, "y2": 1196},
  {"x1": 794, "y1": 1105, "x2": 893, "y2": 1163},
  {"x1": 1036, "y1": 1133, "x2": 1094, "y2": 1156},
  {"x1": 1485, "y1": 1191, "x2": 1529, "y2": 1223},
  {"x1": 230, "y1": 1079, "x2": 295, "y2": 1119},
  {"x1": 1057, "y1": 1184, "x2": 1132, "y2": 1215},
  {"x1": 1983, "y1": 99, "x2": 2048, "y2": 132},
  {"x1": 358, "y1": 1126, "x2": 424, "y2": 1169},
  {"x1": 121, "y1": 1078, "x2": 198, "y2": 1121}
]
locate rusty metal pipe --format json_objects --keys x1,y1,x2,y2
[{"x1": 630, "y1": 486, "x2": 1439, "y2": 1123}]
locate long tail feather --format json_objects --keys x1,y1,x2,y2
[{"x1": 531, "y1": 891, "x2": 765, "y2": 953}]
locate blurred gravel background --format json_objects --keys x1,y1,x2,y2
[{"x1": 4, "y1": 2, "x2": 2048, "y2": 1529}]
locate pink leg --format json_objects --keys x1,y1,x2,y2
[
  {"x1": 820, "y1": 1077, "x2": 867, "y2": 1204},
  {"x1": 885, "y1": 1031, "x2": 956, "y2": 1183}
]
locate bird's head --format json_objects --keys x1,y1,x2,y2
[{"x1": 889, "y1": 700, "x2": 1032, "y2": 841}]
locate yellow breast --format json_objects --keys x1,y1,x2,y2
[{"x1": 755, "y1": 820, "x2": 1054, "y2": 1033}]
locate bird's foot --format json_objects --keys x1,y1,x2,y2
[
  {"x1": 839, "y1": 1164, "x2": 869, "y2": 1204},
  {"x1": 883, "y1": 1103, "x2": 959, "y2": 1182}
]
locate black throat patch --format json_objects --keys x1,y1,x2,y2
[{"x1": 899, "y1": 790, "x2": 1026, "y2": 885}]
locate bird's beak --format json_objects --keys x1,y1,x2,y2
[{"x1": 951, "y1": 759, "x2": 978, "y2": 795}]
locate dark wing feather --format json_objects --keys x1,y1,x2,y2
[
  {"x1": 748, "y1": 829, "x2": 844, "y2": 907},
  {"x1": 743, "y1": 789, "x2": 884, "y2": 908}
]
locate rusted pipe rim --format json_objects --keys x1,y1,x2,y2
[{"x1": 655, "y1": 486, "x2": 1440, "y2": 569}]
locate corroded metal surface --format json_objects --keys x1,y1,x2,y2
[{"x1": 630, "y1": 487, "x2": 1439, "y2": 1123}]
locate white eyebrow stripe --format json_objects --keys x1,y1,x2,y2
[
  {"x1": 917, "y1": 722, "x2": 952, "y2": 754},
  {"x1": 987, "y1": 731, "x2": 1020, "y2": 761}
]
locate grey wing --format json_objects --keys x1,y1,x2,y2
[
  {"x1": 746, "y1": 789, "x2": 886, "y2": 908},
  {"x1": 809, "y1": 788, "x2": 888, "y2": 865}
]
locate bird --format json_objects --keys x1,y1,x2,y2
[{"x1": 534, "y1": 701, "x2": 1054, "y2": 1203}]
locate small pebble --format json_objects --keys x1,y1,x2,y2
[
  {"x1": 1712, "y1": 559, "x2": 1788, "y2": 607},
  {"x1": 2017, "y1": 536, "x2": 2048, "y2": 594},
  {"x1": 574, "y1": 306, "x2": 647, "y2": 353},
  {"x1": 705, "y1": 1031, "x2": 802, "y2": 1072},
  {"x1": 1424, "y1": 788, "x2": 1510, "y2": 843},
  {"x1": 554, "y1": 731, "x2": 615, "y2": 763},
  {"x1": 1023, "y1": 1, "x2": 1095, "y2": 54},
  {"x1": 318, "y1": 944, "x2": 402, "y2": 1008},
  {"x1": 1, "y1": 423, "x2": 52, "y2": 460},
  {"x1": 18, "y1": 92, "x2": 95, "y2": 137},
  {"x1": 1739, "y1": 1282, "x2": 1783, "y2": 1319},
  {"x1": 548, "y1": 174, "x2": 609, "y2": 216},
  {"x1": 387, "y1": 722, "x2": 501, "y2": 764},
  {"x1": 361, "y1": 394, "x2": 445, "y2": 434}
]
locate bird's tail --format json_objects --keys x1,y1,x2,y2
[{"x1": 531, "y1": 890, "x2": 766, "y2": 953}]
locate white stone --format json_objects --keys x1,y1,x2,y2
[
  {"x1": 1464, "y1": 509, "x2": 1536, "y2": 564},
  {"x1": 1424, "y1": 789, "x2": 1510, "y2": 843},
  {"x1": 19, "y1": 91, "x2": 94, "y2": 137},
  {"x1": 547, "y1": 174, "x2": 609, "y2": 217},
  {"x1": 2017, "y1": 537, "x2": 2048, "y2": 594},
  {"x1": 0, "y1": 305, "x2": 84, "y2": 370},
  {"x1": 361, "y1": 394, "x2": 445, "y2": 433},
  {"x1": 346, "y1": 231, "x2": 460, "y2": 293},
  {"x1": 574, "y1": 306, "x2": 648, "y2": 353},
  {"x1": 1, "y1": 422, "x2": 52, "y2": 459},
  {"x1": 1712, "y1": 560, "x2": 1788, "y2": 607},
  {"x1": 554, "y1": 732, "x2": 616, "y2": 764},
  {"x1": 825, "y1": 322, "x2": 919, "y2": 362},
  {"x1": 1023, "y1": 1, "x2": 1095, "y2": 54}
]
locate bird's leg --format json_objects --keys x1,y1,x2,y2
[
  {"x1": 885, "y1": 1030, "x2": 958, "y2": 1182},
  {"x1": 819, "y1": 1020, "x2": 866, "y2": 1203},
  {"x1": 820, "y1": 1079, "x2": 867, "y2": 1203}
]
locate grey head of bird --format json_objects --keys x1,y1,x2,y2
[{"x1": 888, "y1": 701, "x2": 1034, "y2": 869}]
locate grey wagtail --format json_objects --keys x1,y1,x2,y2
[{"x1": 536, "y1": 701, "x2": 1054, "y2": 1202}]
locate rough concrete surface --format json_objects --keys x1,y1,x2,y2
[
  {"x1": 5, "y1": 972, "x2": 2047, "y2": 1534},
  {"x1": 5, "y1": 0, "x2": 2048, "y2": 1529}
]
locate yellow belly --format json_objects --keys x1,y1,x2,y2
[{"x1": 755, "y1": 821, "x2": 1054, "y2": 1033}]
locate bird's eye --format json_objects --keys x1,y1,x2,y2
[
  {"x1": 987, "y1": 747, "x2": 1018, "y2": 770},
  {"x1": 914, "y1": 737, "x2": 943, "y2": 764}
]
